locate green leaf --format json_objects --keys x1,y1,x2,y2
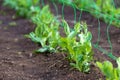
[
  {"x1": 62, "y1": 20, "x2": 70, "y2": 36},
  {"x1": 96, "y1": 62, "x2": 103, "y2": 70},
  {"x1": 117, "y1": 57, "x2": 120, "y2": 70},
  {"x1": 74, "y1": 22, "x2": 80, "y2": 33},
  {"x1": 96, "y1": 61, "x2": 115, "y2": 79},
  {"x1": 86, "y1": 32, "x2": 92, "y2": 41},
  {"x1": 28, "y1": 32, "x2": 41, "y2": 43},
  {"x1": 68, "y1": 31, "x2": 76, "y2": 39},
  {"x1": 36, "y1": 47, "x2": 49, "y2": 53},
  {"x1": 116, "y1": 57, "x2": 120, "y2": 80}
]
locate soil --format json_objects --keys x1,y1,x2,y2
[{"x1": 0, "y1": 0, "x2": 120, "y2": 80}]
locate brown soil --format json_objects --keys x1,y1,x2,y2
[{"x1": 0, "y1": 0, "x2": 120, "y2": 80}]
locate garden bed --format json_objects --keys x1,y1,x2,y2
[{"x1": 0, "y1": 0, "x2": 120, "y2": 80}]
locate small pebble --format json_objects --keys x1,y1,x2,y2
[
  {"x1": 118, "y1": 40, "x2": 120, "y2": 43},
  {"x1": 6, "y1": 47, "x2": 10, "y2": 50},
  {"x1": 14, "y1": 38, "x2": 19, "y2": 42},
  {"x1": 18, "y1": 52, "x2": 22, "y2": 55},
  {"x1": 29, "y1": 53, "x2": 33, "y2": 58},
  {"x1": 8, "y1": 22, "x2": 17, "y2": 26}
]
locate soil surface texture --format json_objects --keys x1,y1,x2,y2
[{"x1": 0, "y1": 0, "x2": 120, "y2": 80}]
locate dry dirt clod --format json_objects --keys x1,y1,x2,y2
[
  {"x1": 117, "y1": 39, "x2": 120, "y2": 43},
  {"x1": 18, "y1": 52, "x2": 22, "y2": 55},
  {"x1": 14, "y1": 38, "x2": 19, "y2": 42}
]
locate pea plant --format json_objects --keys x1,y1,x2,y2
[
  {"x1": 27, "y1": 5, "x2": 93, "y2": 72},
  {"x1": 59, "y1": 20, "x2": 93, "y2": 72},
  {"x1": 27, "y1": 5, "x2": 60, "y2": 53},
  {"x1": 4, "y1": 0, "x2": 40, "y2": 18},
  {"x1": 4, "y1": 0, "x2": 94, "y2": 73},
  {"x1": 96, "y1": 57, "x2": 120, "y2": 80}
]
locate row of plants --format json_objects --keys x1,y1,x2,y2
[
  {"x1": 3, "y1": 0, "x2": 93, "y2": 73},
  {"x1": 3, "y1": 0, "x2": 120, "y2": 79},
  {"x1": 27, "y1": 5, "x2": 93, "y2": 73},
  {"x1": 4, "y1": 0, "x2": 40, "y2": 18},
  {"x1": 52, "y1": 0, "x2": 120, "y2": 27}
]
